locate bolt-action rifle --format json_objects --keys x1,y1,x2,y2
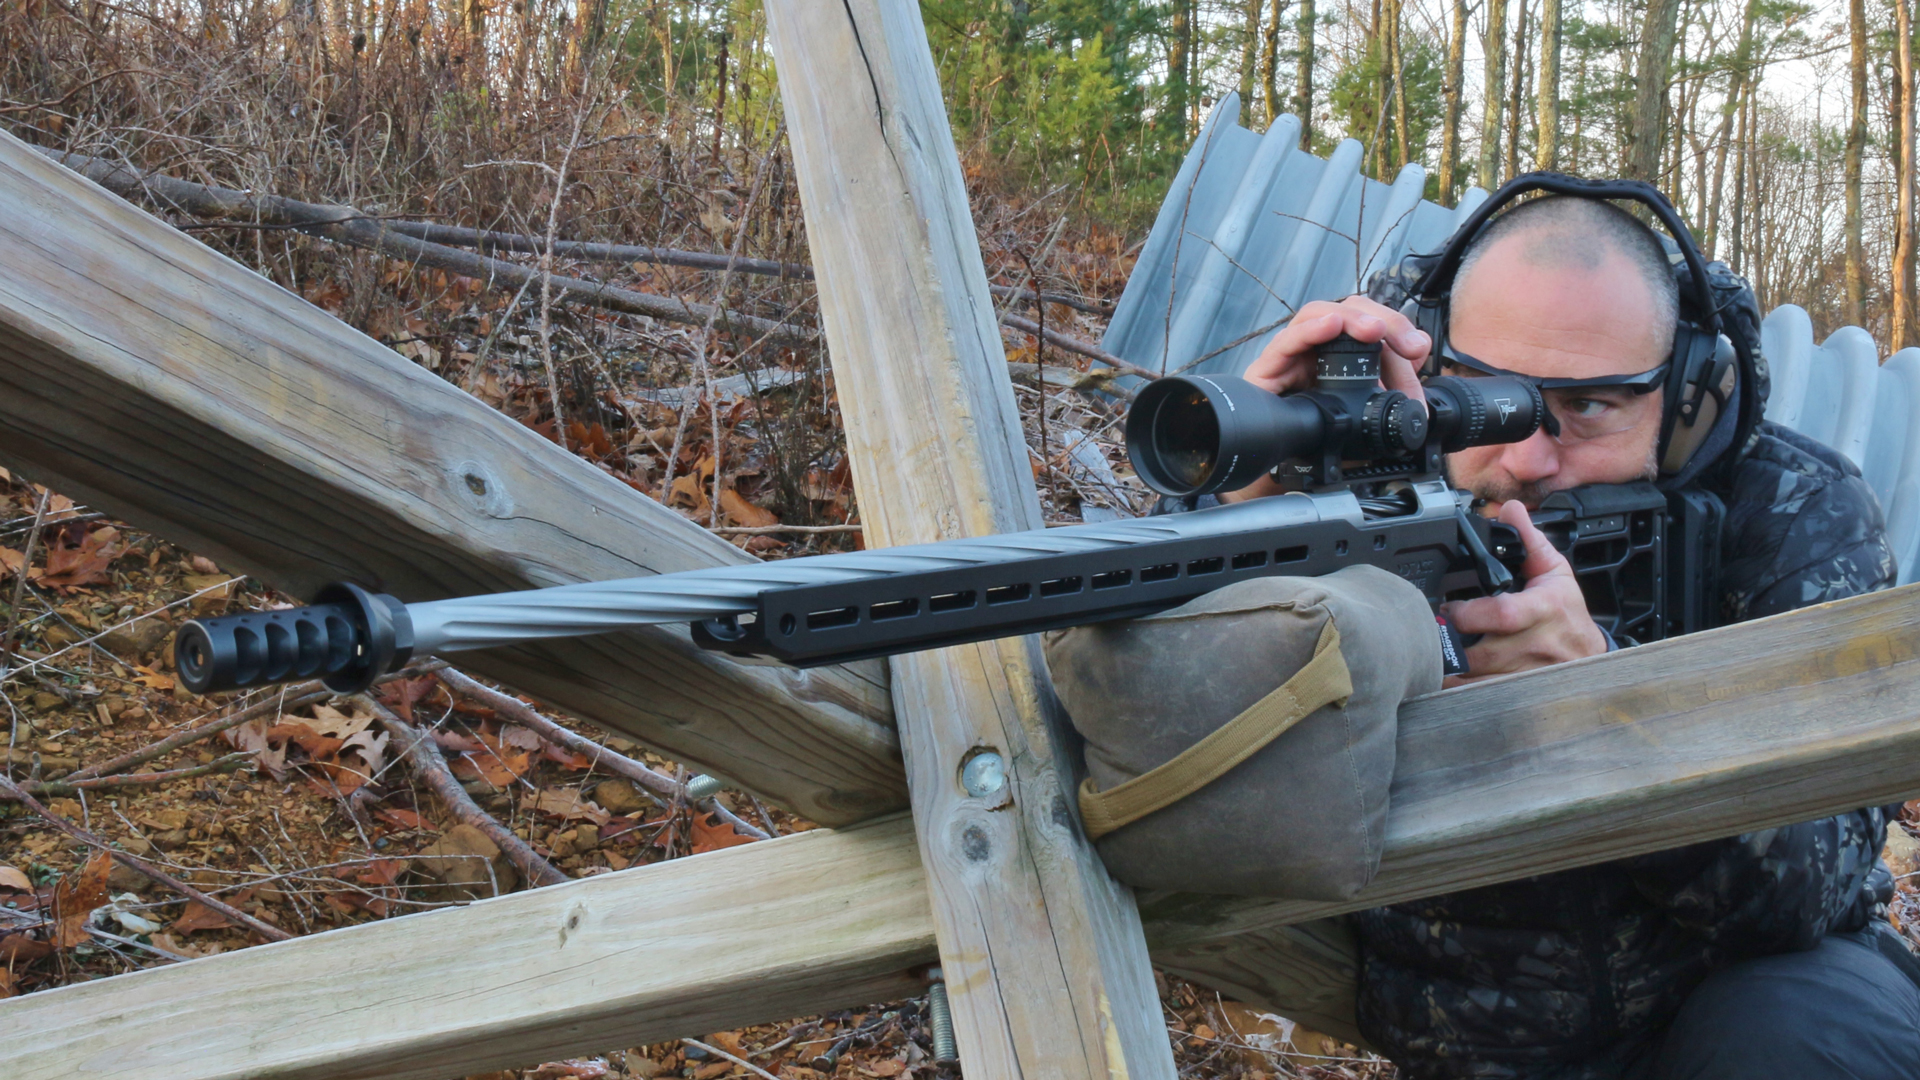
[{"x1": 173, "y1": 337, "x2": 1688, "y2": 696}]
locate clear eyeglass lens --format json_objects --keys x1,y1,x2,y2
[
  {"x1": 1541, "y1": 388, "x2": 1650, "y2": 444},
  {"x1": 1443, "y1": 365, "x2": 1648, "y2": 445}
]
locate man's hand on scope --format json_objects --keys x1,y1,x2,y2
[
  {"x1": 1221, "y1": 297, "x2": 1431, "y2": 504},
  {"x1": 1441, "y1": 500, "x2": 1609, "y2": 686}
]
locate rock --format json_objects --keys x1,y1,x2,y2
[
  {"x1": 153, "y1": 828, "x2": 190, "y2": 850},
  {"x1": 118, "y1": 836, "x2": 154, "y2": 857},
  {"x1": 106, "y1": 862, "x2": 149, "y2": 893},
  {"x1": 574, "y1": 824, "x2": 599, "y2": 851},
  {"x1": 414, "y1": 823, "x2": 518, "y2": 899},
  {"x1": 45, "y1": 798, "x2": 82, "y2": 819},
  {"x1": 622, "y1": 1053, "x2": 664, "y2": 1079},
  {"x1": 28, "y1": 691, "x2": 62, "y2": 712},
  {"x1": 182, "y1": 574, "x2": 237, "y2": 614},
  {"x1": 142, "y1": 809, "x2": 189, "y2": 831},
  {"x1": 99, "y1": 617, "x2": 171, "y2": 660},
  {"x1": 593, "y1": 779, "x2": 647, "y2": 816}
]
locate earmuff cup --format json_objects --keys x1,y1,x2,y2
[{"x1": 1658, "y1": 333, "x2": 1739, "y2": 476}]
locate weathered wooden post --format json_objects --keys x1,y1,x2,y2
[{"x1": 764, "y1": 2, "x2": 1178, "y2": 1076}]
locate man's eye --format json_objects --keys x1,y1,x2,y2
[{"x1": 1561, "y1": 397, "x2": 1613, "y2": 418}]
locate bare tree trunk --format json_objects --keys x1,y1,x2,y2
[
  {"x1": 1705, "y1": 0, "x2": 1759, "y2": 258},
  {"x1": 1295, "y1": 0, "x2": 1317, "y2": 148},
  {"x1": 1536, "y1": 0, "x2": 1561, "y2": 169},
  {"x1": 1846, "y1": 0, "x2": 1869, "y2": 326},
  {"x1": 1371, "y1": 0, "x2": 1389, "y2": 176},
  {"x1": 1263, "y1": 0, "x2": 1287, "y2": 125},
  {"x1": 1625, "y1": 0, "x2": 1683, "y2": 182},
  {"x1": 1896, "y1": 0, "x2": 1917, "y2": 347},
  {"x1": 1242, "y1": 0, "x2": 1262, "y2": 116},
  {"x1": 1732, "y1": 82, "x2": 1751, "y2": 273},
  {"x1": 1390, "y1": 0, "x2": 1411, "y2": 171},
  {"x1": 1478, "y1": 0, "x2": 1509, "y2": 188},
  {"x1": 1438, "y1": 0, "x2": 1469, "y2": 202},
  {"x1": 1505, "y1": 0, "x2": 1530, "y2": 179},
  {"x1": 1170, "y1": 0, "x2": 1192, "y2": 138}
]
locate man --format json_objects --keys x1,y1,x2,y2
[{"x1": 1172, "y1": 194, "x2": 1919, "y2": 1077}]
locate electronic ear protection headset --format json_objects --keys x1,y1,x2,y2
[{"x1": 1401, "y1": 172, "x2": 1743, "y2": 478}]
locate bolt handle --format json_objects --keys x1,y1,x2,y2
[{"x1": 174, "y1": 582, "x2": 413, "y2": 695}]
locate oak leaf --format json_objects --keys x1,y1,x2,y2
[
  {"x1": 719, "y1": 487, "x2": 778, "y2": 528},
  {"x1": 50, "y1": 852, "x2": 111, "y2": 948},
  {"x1": 689, "y1": 812, "x2": 757, "y2": 854},
  {"x1": 532, "y1": 789, "x2": 611, "y2": 826},
  {"x1": 0, "y1": 865, "x2": 33, "y2": 892},
  {"x1": 170, "y1": 899, "x2": 236, "y2": 934}
]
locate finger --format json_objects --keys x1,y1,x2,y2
[
  {"x1": 1333, "y1": 295, "x2": 1432, "y2": 360},
  {"x1": 1498, "y1": 500, "x2": 1576, "y2": 583},
  {"x1": 1244, "y1": 308, "x2": 1346, "y2": 393},
  {"x1": 1442, "y1": 592, "x2": 1546, "y2": 638},
  {"x1": 1381, "y1": 346, "x2": 1427, "y2": 403}
]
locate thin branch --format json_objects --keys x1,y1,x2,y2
[
  {"x1": 0, "y1": 773, "x2": 293, "y2": 941},
  {"x1": 363, "y1": 696, "x2": 568, "y2": 889}
]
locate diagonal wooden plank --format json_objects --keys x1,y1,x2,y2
[
  {"x1": 2, "y1": 815, "x2": 937, "y2": 1080},
  {"x1": 13, "y1": 583, "x2": 1920, "y2": 1078},
  {"x1": 764, "y1": 2, "x2": 1176, "y2": 1077},
  {"x1": 0, "y1": 128, "x2": 905, "y2": 826}
]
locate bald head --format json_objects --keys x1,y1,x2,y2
[{"x1": 1454, "y1": 196, "x2": 1680, "y2": 366}]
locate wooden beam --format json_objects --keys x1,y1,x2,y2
[
  {"x1": 0, "y1": 129, "x2": 905, "y2": 826},
  {"x1": 12, "y1": 582, "x2": 1920, "y2": 1078},
  {"x1": 4, "y1": 815, "x2": 938, "y2": 1080},
  {"x1": 764, "y1": 3, "x2": 1175, "y2": 1077}
]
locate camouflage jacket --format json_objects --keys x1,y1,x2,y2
[{"x1": 1350, "y1": 422, "x2": 1900, "y2": 1079}]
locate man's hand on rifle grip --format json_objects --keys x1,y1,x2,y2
[
  {"x1": 1221, "y1": 296, "x2": 1432, "y2": 504},
  {"x1": 1440, "y1": 500, "x2": 1609, "y2": 686}
]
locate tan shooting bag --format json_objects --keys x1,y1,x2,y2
[{"x1": 1046, "y1": 564, "x2": 1441, "y2": 900}]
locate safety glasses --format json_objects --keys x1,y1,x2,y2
[{"x1": 1435, "y1": 340, "x2": 1668, "y2": 445}]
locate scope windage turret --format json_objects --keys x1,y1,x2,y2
[
  {"x1": 173, "y1": 582, "x2": 413, "y2": 695},
  {"x1": 1125, "y1": 336, "x2": 1545, "y2": 496}
]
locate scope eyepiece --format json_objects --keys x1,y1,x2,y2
[
  {"x1": 174, "y1": 582, "x2": 413, "y2": 695},
  {"x1": 1124, "y1": 340, "x2": 1547, "y2": 497},
  {"x1": 1422, "y1": 375, "x2": 1547, "y2": 452}
]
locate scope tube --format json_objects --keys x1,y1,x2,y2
[
  {"x1": 1127, "y1": 373, "x2": 1545, "y2": 497},
  {"x1": 1125, "y1": 375, "x2": 1326, "y2": 496}
]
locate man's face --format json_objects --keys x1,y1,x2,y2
[{"x1": 1442, "y1": 235, "x2": 1669, "y2": 509}]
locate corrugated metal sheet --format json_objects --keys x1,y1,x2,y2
[
  {"x1": 1761, "y1": 308, "x2": 1920, "y2": 584},
  {"x1": 1101, "y1": 100, "x2": 1919, "y2": 581},
  {"x1": 1102, "y1": 93, "x2": 1488, "y2": 378}
]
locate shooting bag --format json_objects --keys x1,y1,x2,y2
[{"x1": 1046, "y1": 565, "x2": 1441, "y2": 900}]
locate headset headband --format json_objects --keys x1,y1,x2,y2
[{"x1": 1413, "y1": 172, "x2": 1719, "y2": 331}]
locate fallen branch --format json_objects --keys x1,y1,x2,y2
[
  {"x1": 63, "y1": 659, "x2": 447, "y2": 783},
  {"x1": 383, "y1": 221, "x2": 1115, "y2": 315},
  {"x1": 363, "y1": 696, "x2": 569, "y2": 889},
  {"x1": 710, "y1": 523, "x2": 867, "y2": 536},
  {"x1": 1000, "y1": 311, "x2": 1156, "y2": 382},
  {"x1": 30, "y1": 146, "x2": 1131, "y2": 372},
  {"x1": 432, "y1": 668, "x2": 770, "y2": 841},
  {"x1": 0, "y1": 773, "x2": 293, "y2": 941},
  {"x1": 32, "y1": 147, "x2": 813, "y2": 346},
  {"x1": 7, "y1": 752, "x2": 254, "y2": 798}
]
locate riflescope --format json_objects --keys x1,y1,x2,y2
[{"x1": 1126, "y1": 334, "x2": 1546, "y2": 496}]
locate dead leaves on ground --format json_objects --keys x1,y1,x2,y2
[{"x1": 228, "y1": 701, "x2": 388, "y2": 790}]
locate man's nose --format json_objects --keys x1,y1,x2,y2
[{"x1": 1498, "y1": 429, "x2": 1561, "y2": 483}]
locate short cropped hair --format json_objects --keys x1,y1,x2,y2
[{"x1": 1454, "y1": 196, "x2": 1681, "y2": 363}]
